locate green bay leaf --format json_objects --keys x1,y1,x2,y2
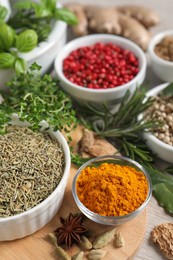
[
  {"x1": 143, "y1": 165, "x2": 173, "y2": 186},
  {"x1": 153, "y1": 183, "x2": 173, "y2": 214}
]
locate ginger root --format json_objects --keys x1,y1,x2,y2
[
  {"x1": 117, "y1": 5, "x2": 160, "y2": 28},
  {"x1": 75, "y1": 128, "x2": 119, "y2": 158},
  {"x1": 65, "y1": 3, "x2": 160, "y2": 51}
]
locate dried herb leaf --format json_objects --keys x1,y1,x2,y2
[{"x1": 0, "y1": 126, "x2": 65, "y2": 217}]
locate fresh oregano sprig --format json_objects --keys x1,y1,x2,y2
[{"x1": 0, "y1": 63, "x2": 77, "y2": 133}]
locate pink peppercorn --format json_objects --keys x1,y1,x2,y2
[{"x1": 63, "y1": 42, "x2": 139, "y2": 90}]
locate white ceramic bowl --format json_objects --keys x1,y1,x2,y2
[
  {"x1": 72, "y1": 155, "x2": 152, "y2": 226},
  {"x1": 148, "y1": 30, "x2": 173, "y2": 82},
  {"x1": 54, "y1": 34, "x2": 147, "y2": 106},
  {"x1": 0, "y1": 19, "x2": 67, "y2": 89},
  {"x1": 0, "y1": 127, "x2": 71, "y2": 241},
  {"x1": 1, "y1": 0, "x2": 11, "y2": 21},
  {"x1": 142, "y1": 83, "x2": 173, "y2": 163}
]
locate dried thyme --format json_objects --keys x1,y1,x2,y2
[{"x1": 0, "y1": 125, "x2": 65, "y2": 217}]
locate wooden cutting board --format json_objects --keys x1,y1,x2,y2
[{"x1": 0, "y1": 126, "x2": 147, "y2": 260}]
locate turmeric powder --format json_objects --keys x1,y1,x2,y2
[{"x1": 76, "y1": 163, "x2": 148, "y2": 216}]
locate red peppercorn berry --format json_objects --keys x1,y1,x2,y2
[{"x1": 63, "y1": 42, "x2": 139, "y2": 90}]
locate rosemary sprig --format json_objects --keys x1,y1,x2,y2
[{"x1": 75, "y1": 88, "x2": 160, "y2": 164}]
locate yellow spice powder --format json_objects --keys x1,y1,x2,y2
[{"x1": 76, "y1": 163, "x2": 148, "y2": 216}]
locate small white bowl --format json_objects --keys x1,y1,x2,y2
[
  {"x1": 148, "y1": 30, "x2": 173, "y2": 82},
  {"x1": 0, "y1": 126, "x2": 71, "y2": 241},
  {"x1": 0, "y1": 19, "x2": 67, "y2": 89},
  {"x1": 54, "y1": 34, "x2": 147, "y2": 106},
  {"x1": 142, "y1": 83, "x2": 173, "y2": 163}
]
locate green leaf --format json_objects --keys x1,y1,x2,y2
[
  {"x1": 153, "y1": 183, "x2": 173, "y2": 214},
  {"x1": 54, "y1": 8, "x2": 78, "y2": 25},
  {"x1": 143, "y1": 165, "x2": 173, "y2": 186},
  {"x1": 41, "y1": 0, "x2": 57, "y2": 12},
  {"x1": 34, "y1": 5, "x2": 52, "y2": 17},
  {"x1": 14, "y1": 1, "x2": 33, "y2": 9},
  {"x1": 0, "y1": 5, "x2": 8, "y2": 20},
  {"x1": 16, "y1": 29, "x2": 38, "y2": 52},
  {"x1": 161, "y1": 82, "x2": 173, "y2": 96},
  {"x1": 14, "y1": 58, "x2": 27, "y2": 74},
  {"x1": 0, "y1": 22, "x2": 15, "y2": 50},
  {"x1": 0, "y1": 52, "x2": 15, "y2": 69}
]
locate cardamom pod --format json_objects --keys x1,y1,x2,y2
[
  {"x1": 48, "y1": 233, "x2": 57, "y2": 246},
  {"x1": 79, "y1": 236, "x2": 92, "y2": 250},
  {"x1": 114, "y1": 232, "x2": 125, "y2": 248},
  {"x1": 72, "y1": 251, "x2": 84, "y2": 260},
  {"x1": 93, "y1": 228, "x2": 116, "y2": 249},
  {"x1": 88, "y1": 249, "x2": 107, "y2": 260},
  {"x1": 55, "y1": 246, "x2": 71, "y2": 260}
]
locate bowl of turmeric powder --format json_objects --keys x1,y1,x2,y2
[{"x1": 72, "y1": 155, "x2": 152, "y2": 225}]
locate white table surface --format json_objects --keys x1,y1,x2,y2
[{"x1": 62, "y1": 0, "x2": 173, "y2": 259}]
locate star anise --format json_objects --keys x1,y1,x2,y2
[{"x1": 54, "y1": 212, "x2": 87, "y2": 248}]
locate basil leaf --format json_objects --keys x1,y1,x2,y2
[
  {"x1": 153, "y1": 183, "x2": 173, "y2": 214},
  {"x1": 14, "y1": 1, "x2": 33, "y2": 10},
  {"x1": 0, "y1": 5, "x2": 8, "y2": 20},
  {"x1": 16, "y1": 30, "x2": 38, "y2": 52},
  {"x1": 161, "y1": 82, "x2": 173, "y2": 96},
  {"x1": 0, "y1": 52, "x2": 15, "y2": 69},
  {"x1": 54, "y1": 8, "x2": 78, "y2": 25},
  {"x1": 0, "y1": 22, "x2": 15, "y2": 50},
  {"x1": 41, "y1": 0, "x2": 57, "y2": 12},
  {"x1": 15, "y1": 58, "x2": 27, "y2": 74},
  {"x1": 34, "y1": 5, "x2": 52, "y2": 17}
]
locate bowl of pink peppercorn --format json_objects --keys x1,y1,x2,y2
[{"x1": 54, "y1": 34, "x2": 147, "y2": 106}]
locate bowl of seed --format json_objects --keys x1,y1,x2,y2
[
  {"x1": 148, "y1": 30, "x2": 173, "y2": 82},
  {"x1": 0, "y1": 122, "x2": 71, "y2": 241},
  {"x1": 142, "y1": 82, "x2": 173, "y2": 163},
  {"x1": 72, "y1": 155, "x2": 152, "y2": 226}
]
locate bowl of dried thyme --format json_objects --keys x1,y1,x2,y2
[
  {"x1": 72, "y1": 155, "x2": 152, "y2": 226},
  {"x1": 0, "y1": 124, "x2": 71, "y2": 241}
]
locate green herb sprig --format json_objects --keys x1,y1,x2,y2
[
  {"x1": 8, "y1": 0, "x2": 77, "y2": 43},
  {"x1": 0, "y1": 63, "x2": 77, "y2": 133},
  {"x1": 0, "y1": 1, "x2": 77, "y2": 73},
  {"x1": 75, "y1": 88, "x2": 160, "y2": 164}
]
